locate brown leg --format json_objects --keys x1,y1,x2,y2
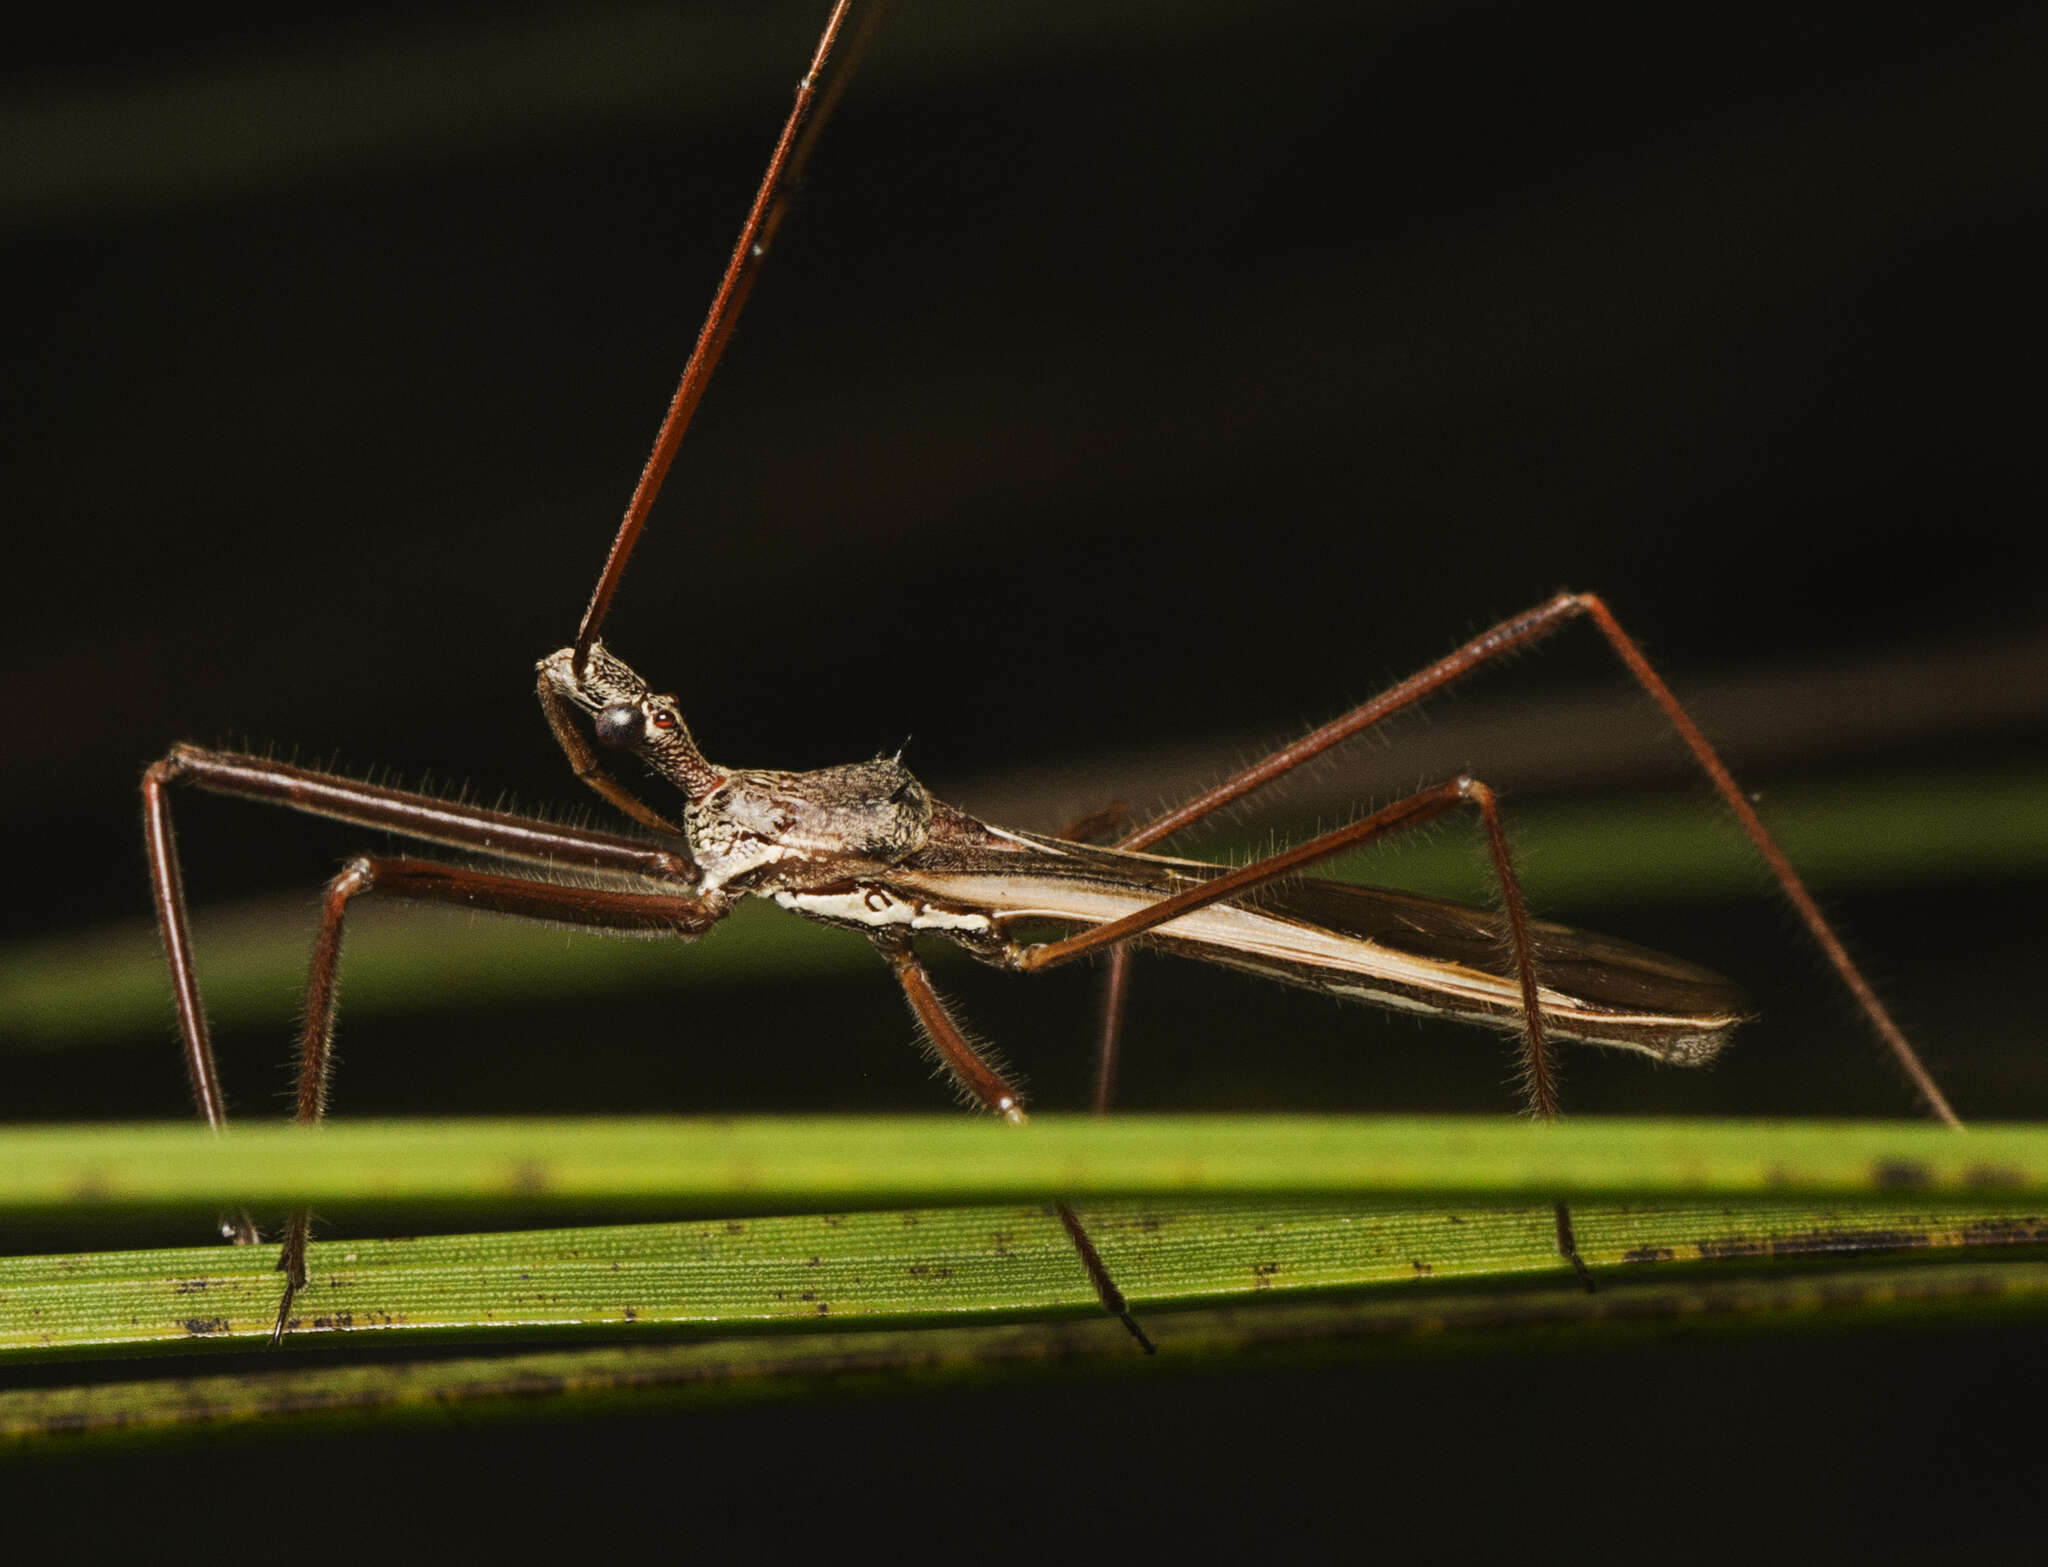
[
  {"x1": 143, "y1": 805, "x2": 725, "y2": 1344},
  {"x1": 143, "y1": 745, "x2": 703, "y2": 1141},
  {"x1": 1090, "y1": 949, "x2": 1134, "y2": 1117},
  {"x1": 877, "y1": 934, "x2": 1156, "y2": 1354},
  {"x1": 538, "y1": 672, "x2": 681, "y2": 835},
  {"x1": 879, "y1": 934, "x2": 1025, "y2": 1123},
  {"x1": 268, "y1": 853, "x2": 723, "y2": 1342},
  {"x1": 1014, "y1": 776, "x2": 1562, "y2": 1119},
  {"x1": 1052, "y1": 801, "x2": 1138, "y2": 1116},
  {"x1": 1096, "y1": 590, "x2": 1956, "y2": 1128},
  {"x1": 1034, "y1": 775, "x2": 1605, "y2": 1288},
  {"x1": 149, "y1": 745, "x2": 692, "y2": 879},
  {"x1": 142, "y1": 759, "x2": 230, "y2": 1134}
]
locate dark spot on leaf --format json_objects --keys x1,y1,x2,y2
[
  {"x1": 1410, "y1": 1260, "x2": 1433, "y2": 1276},
  {"x1": 1251, "y1": 1261, "x2": 1281, "y2": 1290},
  {"x1": 1961, "y1": 1217, "x2": 2048, "y2": 1245},
  {"x1": 623, "y1": 1307, "x2": 638, "y2": 1323},
  {"x1": 1621, "y1": 1245, "x2": 1676, "y2": 1264},
  {"x1": 1873, "y1": 1159, "x2": 1932, "y2": 1190},
  {"x1": 510, "y1": 1160, "x2": 550, "y2": 1194},
  {"x1": 180, "y1": 1316, "x2": 229, "y2": 1336},
  {"x1": 173, "y1": 1278, "x2": 209, "y2": 1293},
  {"x1": 1695, "y1": 1237, "x2": 1768, "y2": 1261},
  {"x1": 1962, "y1": 1163, "x2": 2024, "y2": 1190},
  {"x1": 1793, "y1": 1226, "x2": 1926, "y2": 1256}
]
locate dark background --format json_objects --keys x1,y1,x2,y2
[{"x1": 5, "y1": 0, "x2": 2046, "y2": 1555}]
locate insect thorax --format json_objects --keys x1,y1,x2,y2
[{"x1": 684, "y1": 757, "x2": 934, "y2": 895}]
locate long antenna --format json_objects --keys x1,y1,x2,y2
[{"x1": 573, "y1": 0, "x2": 862, "y2": 676}]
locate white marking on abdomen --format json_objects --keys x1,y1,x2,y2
[{"x1": 772, "y1": 886, "x2": 993, "y2": 935}]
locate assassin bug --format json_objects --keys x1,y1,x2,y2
[{"x1": 142, "y1": 1, "x2": 1961, "y2": 1348}]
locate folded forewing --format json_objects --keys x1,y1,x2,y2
[{"x1": 888, "y1": 832, "x2": 1747, "y2": 1064}]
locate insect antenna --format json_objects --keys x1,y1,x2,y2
[{"x1": 572, "y1": 0, "x2": 871, "y2": 676}]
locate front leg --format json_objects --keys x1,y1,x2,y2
[{"x1": 143, "y1": 744, "x2": 696, "y2": 1132}]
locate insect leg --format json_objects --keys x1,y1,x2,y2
[
  {"x1": 1089, "y1": 952, "x2": 1135, "y2": 1117},
  {"x1": 144, "y1": 744, "x2": 697, "y2": 1132},
  {"x1": 1014, "y1": 776, "x2": 1564, "y2": 1116},
  {"x1": 538, "y1": 673, "x2": 681, "y2": 835},
  {"x1": 265, "y1": 854, "x2": 725, "y2": 1344},
  {"x1": 1104, "y1": 591, "x2": 1956, "y2": 1126},
  {"x1": 143, "y1": 746, "x2": 719, "y2": 1338},
  {"x1": 1025, "y1": 777, "x2": 1590, "y2": 1286},
  {"x1": 876, "y1": 932, "x2": 1156, "y2": 1354},
  {"x1": 1050, "y1": 800, "x2": 1138, "y2": 1114},
  {"x1": 876, "y1": 931, "x2": 1025, "y2": 1123}
]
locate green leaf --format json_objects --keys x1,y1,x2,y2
[
  {"x1": 7, "y1": 1198, "x2": 2048, "y2": 1440},
  {"x1": 9, "y1": 1116, "x2": 2048, "y2": 1442},
  {"x1": 6, "y1": 1115, "x2": 2048, "y2": 1218},
  {"x1": 10, "y1": 1194, "x2": 2048, "y2": 1360}
]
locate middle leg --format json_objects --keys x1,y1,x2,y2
[
  {"x1": 1021, "y1": 776, "x2": 1562, "y2": 1118},
  {"x1": 1037, "y1": 778, "x2": 1594, "y2": 1287},
  {"x1": 875, "y1": 931, "x2": 1156, "y2": 1354}
]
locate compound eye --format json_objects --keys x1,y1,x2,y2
[
  {"x1": 649, "y1": 708, "x2": 678, "y2": 732},
  {"x1": 593, "y1": 703, "x2": 643, "y2": 750}
]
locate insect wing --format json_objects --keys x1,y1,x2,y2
[{"x1": 889, "y1": 832, "x2": 1746, "y2": 1064}]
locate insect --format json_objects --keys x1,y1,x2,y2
[{"x1": 141, "y1": 2, "x2": 1961, "y2": 1349}]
